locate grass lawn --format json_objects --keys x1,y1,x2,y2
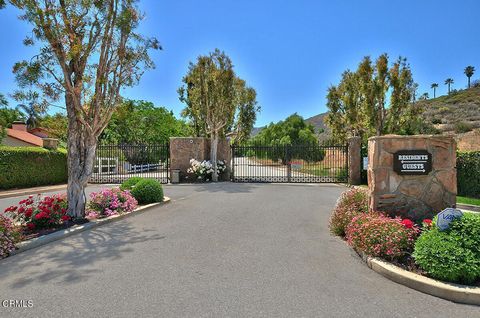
[{"x1": 457, "y1": 196, "x2": 480, "y2": 206}]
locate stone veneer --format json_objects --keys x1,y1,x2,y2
[
  {"x1": 169, "y1": 137, "x2": 231, "y2": 181},
  {"x1": 368, "y1": 135, "x2": 456, "y2": 221}
]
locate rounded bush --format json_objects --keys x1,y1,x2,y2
[
  {"x1": 346, "y1": 213, "x2": 419, "y2": 260},
  {"x1": 130, "y1": 179, "x2": 164, "y2": 204},
  {"x1": 413, "y1": 213, "x2": 480, "y2": 284},
  {"x1": 329, "y1": 188, "x2": 369, "y2": 237},
  {"x1": 120, "y1": 177, "x2": 144, "y2": 191}
]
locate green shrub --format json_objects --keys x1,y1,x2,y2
[
  {"x1": 0, "y1": 146, "x2": 67, "y2": 190},
  {"x1": 454, "y1": 121, "x2": 473, "y2": 133},
  {"x1": 120, "y1": 177, "x2": 144, "y2": 191},
  {"x1": 329, "y1": 188, "x2": 369, "y2": 237},
  {"x1": 413, "y1": 213, "x2": 480, "y2": 284},
  {"x1": 130, "y1": 179, "x2": 164, "y2": 204},
  {"x1": 457, "y1": 151, "x2": 480, "y2": 198},
  {"x1": 346, "y1": 213, "x2": 419, "y2": 261}
]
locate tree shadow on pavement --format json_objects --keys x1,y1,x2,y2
[{"x1": 0, "y1": 221, "x2": 166, "y2": 289}]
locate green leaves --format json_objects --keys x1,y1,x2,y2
[
  {"x1": 326, "y1": 54, "x2": 417, "y2": 142},
  {"x1": 178, "y1": 49, "x2": 259, "y2": 141},
  {"x1": 413, "y1": 214, "x2": 480, "y2": 284},
  {"x1": 101, "y1": 100, "x2": 190, "y2": 145},
  {"x1": 457, "y1": 151, "x2": 480, "y2": 198}
]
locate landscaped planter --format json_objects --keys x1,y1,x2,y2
[
  {"x1": 9, "y1": 197, "x2": 170, "y2": 257},
  {"x1": 330, "y1": 187, "x2": 480, "y2": 305},
  {"x1": 352, "y1": 248, "x2": 480, "y2": 305}
]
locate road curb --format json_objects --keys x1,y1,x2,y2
[
  {"x1": 0, "y1": 185, "x2": 68, "y2": 199},
  {"x1": 9, "y1": 197, "x2": 171, "y2": 257},
  {"x1": 356, "y1": 251, "x2": 480, "y2": 305},
  {"x1": 457, "y1": 203, "x2": 480, "y2": 212}
]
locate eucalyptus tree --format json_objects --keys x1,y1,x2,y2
[
  {"x1": 445, "y1": 78, "x2": 454, "y2": 94},
  {"x1": 178, "y1": 49, "x2": 259, "y2": 181},
  {"x1": 385, "y1": 56, "x2": 414, "y2": 132},
  {"x1": 431, "y1": 83, "x2": 438, "y2": 98},
  {"x1": 326, "y1": 54, "x2": 414, "y2": 142},
  {"x1": 464, "y1": 66, "x2": 475, "y2": 88},
  {"x1": 7, "y1": 0, "x2": 161, "y2": 217}
]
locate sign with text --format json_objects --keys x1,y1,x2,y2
[
  {"x1": 393, "y1": 150, "x2": 432, "y2": 175},
  {"x1": 436, "y1": 208, "x2": 463, "y2": 231}
]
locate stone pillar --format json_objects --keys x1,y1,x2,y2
[
  {"x1": 169, "y1": 137, "x2": 232, "y2": 182},
  {"x1": 42, "y1": 138, "x2": 59, "y2": 150},
  {"x1": 169, "y1": 137, "x2": 209, "y2": 181},
  {"x1": 368, "y1": 135, "x2": 456, "y2": 221},
  {"x1": 348, "y1": 136, "x2": 361, "y2": 185}
]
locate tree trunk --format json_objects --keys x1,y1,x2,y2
[
  {"x1": 210, "y1": 132, "x2": 219, "y2": 182},
  {"x1": 468, "y1": 77, "x2": 471, "y2": 89},
  {"x1": 66, "y1": 97, "x2": 98, "y2": 218}
]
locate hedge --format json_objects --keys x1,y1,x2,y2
[
  {"x1": 457, "y1": 151, "x2": 480, "y2": 198},
  {"x1": 0, "y1": 146, "x2": 68, "y2": 190}
]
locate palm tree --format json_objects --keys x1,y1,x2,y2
[
  {"x1": 445, "y1": 78, "x2": 454, "y2": 94},
  {"x1": 16, "y1": 102, "x2": 44, "y2": 129},
  {"x1": 0, "y1": 93, "x2": 7, "y2": 107},
  {"x1": 464, "y1": 66, "x2": 475, "y2": 88},
  {"x1": 430, "y1": 83, "x2": 438, "y2": 98},
  {"x1": 419, "y1": 92, "x2": 429, "y2": 100}
]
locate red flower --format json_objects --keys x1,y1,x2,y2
[
  {"x1": 26, "y1": 223, "x2": 35, "y2": 230},
  {"x1": 422, "y1": 219, "x2": 432, "y2": 226},
  {"x1": 35, "y1": 212, "x2": 47, "y2": 220},
  {"x1": 24, "y1": 208, "x2": 34, "y2": 218},
  {"x1": 401, "y1": 219, "x2": 414, "y2": 229},
  {"x1": 61, "y1": 215, "x2": 70, "y2": 222}
]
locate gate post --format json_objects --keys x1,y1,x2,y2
[{"x1": 348, "y1": 137, "x2": 361, "y2": 185}]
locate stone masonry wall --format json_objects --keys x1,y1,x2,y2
[
  {"x1": 368, "y1": 135, "x2": 456, "y2": 221},
  {"x1": 169, "y1": 137, "x2": 231, "y2": 181}
]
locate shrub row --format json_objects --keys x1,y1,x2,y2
[
  {"x1": 457, "y1": 151, "x2": 480, "y2": 198},
  {"x1": 0, "y1": 146, "x2": 67, "y2": 190}
]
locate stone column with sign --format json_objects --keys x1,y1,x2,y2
[{"x1": 368, "y1": 135, "x2": 456, "y2": 222}]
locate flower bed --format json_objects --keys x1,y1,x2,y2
[
  {"x1": 1, "y1": 186, "x2": 162, "y2": 259},
  {"x1": 330, "y1": 188, "x2": 480, "y2": 286},
  {"x1": 86, "y1": 188, "x2": 137, "y2": 219}
]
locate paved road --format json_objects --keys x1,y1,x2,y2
[{"x1": 0, "y1": 183, "x2": 478, "y2": 317}]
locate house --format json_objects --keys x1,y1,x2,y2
[
  {"x1": 2, "y1": 121, "x2": 58, "y2": 149},
  {"x1": 29, "y1": 127, "x2": 51, "y2": 139}
]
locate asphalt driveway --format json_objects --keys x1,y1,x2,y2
[{"x1": 0, "y1": 183, "x2": 478, "y2": 317}]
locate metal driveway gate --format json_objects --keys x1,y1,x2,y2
[
  {"x1": 90, "y1": 143, "x2": 170, "y2": 184},
  {"x1": 231, "y1": 143, "x2": 348, "y2": 183}
]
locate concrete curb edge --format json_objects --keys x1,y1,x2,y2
[
  {"x1": 9, "y1": 197, "x2": 171, "y2": 257},
  {"x1": 363, "y1": 255, "x2": 480, "y2": 305}
]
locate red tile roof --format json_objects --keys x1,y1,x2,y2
[{"x1": 6, "y1": 128, "x2": 44, "y2": 147}]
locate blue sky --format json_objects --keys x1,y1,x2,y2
[{"x1": 0, "y1": 0, "x2": 479, "y2": 126}]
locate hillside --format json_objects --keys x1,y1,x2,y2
[{"x1": 416, "y1": 86, "x2": 480, "y2": 134}]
